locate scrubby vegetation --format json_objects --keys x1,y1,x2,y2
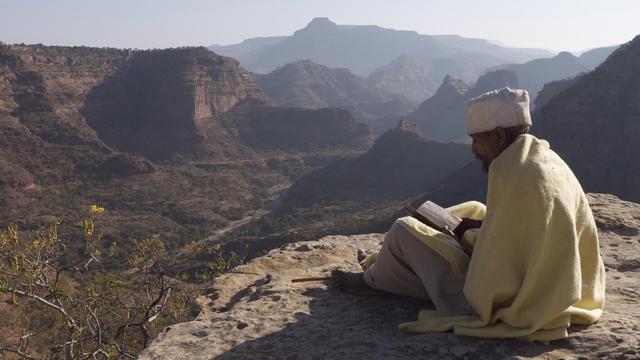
[{"x1": 0, "y1": 205, "x2": 237, "y2": 359}]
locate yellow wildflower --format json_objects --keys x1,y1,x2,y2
[{"x1": 90, "y1": 204, "x2": 105, "y2": 215}]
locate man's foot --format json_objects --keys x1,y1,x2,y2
[
  {"x1": 357, "y1": 249, "x2": 368, "y2": 264},
  {"x1": 331, "y1": 269, "x2": 385, "y2": 296}
]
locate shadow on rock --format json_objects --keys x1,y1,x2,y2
[{"x1": 212, "y1": 287, "x2": 588, "y2": 360}]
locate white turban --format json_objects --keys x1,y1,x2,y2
[{"x1": 466, "y1": 87, "x2": 532, "y2": 135}]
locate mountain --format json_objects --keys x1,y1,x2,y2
[
  {"x1": 578, "y1": 45, "x2": 619, "y2": 68},
  {"x1": 211, "y1": 17, "x2": 553, "y2": 77},
  {"x1": 407, "y1": 70, "x2": 518, "y2": 142},
  {"x1": 534, "y1": 35, "x2": 640, "y2": 202},
  {"x1": 219, "y1": 104, "x2": 372, "y2": 152},
  {"x1": 0, "y1": 44, "x2": 372, "y2": 249},
  {"x1": 491, "y1": 51, "x2": 592, "y2": 102},
  {"x1": 366, "y1": 55, "x2": 481, "y2": 104},
  {"x1": 209, "y1": 36, "x2": 286, "y2": 58},
  {"x1": 282, "y1": 118, "x2": 472, "y2": 205},
  {"x1": 533, "y1": 75, "x2": 583, "y2": 109},
  {"x1": 216, "y1": 119, "x2": 474, "y2": 257},
  {"x1": 81, "y1": 48, "x2": 270, "y2": 161},
  {"x1": 253, "y1": 60, "x2": 413, "y2": 134},
  {"x1": 254, "y1": 60, "x2": 396, "y2": 109},
  {"x1": 429, "y1": 34, "x2": 552, "y2": 62},
  {"x1": 405, "y1": 75, "x2": 470, "y2": 142}
]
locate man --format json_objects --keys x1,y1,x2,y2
[{"x1": 332, "y1": 87, "x2": 605, "y2": 341}]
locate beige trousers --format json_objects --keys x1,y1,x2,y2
[{"x1": 363, "y1": 221, "x2": 475, "y2": 315}]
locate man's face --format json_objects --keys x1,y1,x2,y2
[{"x1": 470, "y1": 128, "x2": 505, "y2": 173}]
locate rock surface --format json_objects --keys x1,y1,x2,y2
[{"x1": 140, "y1": 193, "x2": 640, "y2": 359}]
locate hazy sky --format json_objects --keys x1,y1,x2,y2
[{"x1": 1, "y1": 0, "x2": 638, "y2": 53}]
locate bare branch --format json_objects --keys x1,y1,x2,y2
[
  {"x1": 0, "y1": 346, "x2": 43, "y2": 360},
  {"x1": 3, "y1": 287, "x2": 76, "y2": 327},
  {"x1": 147, "y1": 287, "x2": 171, "y2": 323}
]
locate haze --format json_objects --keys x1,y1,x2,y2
[{"x1": 1, "y1": 0, "x2": 638, "y2": 53}]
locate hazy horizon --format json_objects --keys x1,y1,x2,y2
[{"x1": 1, "y1": 0, "x2": 638, "y2": 53}]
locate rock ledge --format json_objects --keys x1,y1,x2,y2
[{"x1": 140, "y1": 193, "x2": 640, "y2": 360}]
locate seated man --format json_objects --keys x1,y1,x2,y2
[{"x1": 332, "y1": 87, "x2": 605, "y2": 341}]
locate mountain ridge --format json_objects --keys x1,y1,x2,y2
[
  {"x1": 210, "y1": 17, "x2": 553, "y2": 77},
  {"x1": 254, "y1": 59, "x2": 414, "y2": 134}
]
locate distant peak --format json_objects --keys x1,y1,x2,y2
[
  {"x1": 556, "y1": 51, "x2": 577, "y2": 59},
  {"x1": 290, "y1": 59, "x2": 316, "y2": 66},
  {"x1": 438, "y1": 75, "x2": 470, "y2": 95},
  {"x1": 280, "y1": 59, "x2": 331, "y2": 72},
  {"x1": 371, "y1": 117, "x2": 426, "y2": 149},
  {"x1": 309, "y1": 17, "x2": 337, "y2": 25},
  {"x1": 302, "y1": 17, "x2": 338, "y2": 31},
  {"x1": 394, "y1": 117, "x2": 424, "y2": 136}
]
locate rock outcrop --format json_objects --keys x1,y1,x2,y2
[{"x1": 140, "y1": 193, "x2": 640, "y2": 359}]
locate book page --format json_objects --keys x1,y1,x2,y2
[{"x1": 416, "y1": 201, "x2": 462, "y2": 230}]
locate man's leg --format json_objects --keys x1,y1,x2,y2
[{"x1": 363, "y1": 221, "x2": 475, "y2": 315}]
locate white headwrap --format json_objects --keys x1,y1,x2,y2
[{"x1": 466, "y1": 87, "x2": 532, "y2": 135}]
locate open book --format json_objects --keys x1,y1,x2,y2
[
  {"x1": 404, "y1": 200, "x2": 477, "y2": 255},
  {"x1": 404, "y1": 200, "x2": 462, "y2": 237}
]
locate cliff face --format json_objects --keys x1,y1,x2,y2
[
  {"x1": 81, "y1": 48, "x2": 270, "y2": 160},
  {"x1": 0, "y1": 45, "x2": 127, "y2": 187},
  {"x1": 140, "y1": 193, "x2": 640, "y2": 360},
  {"x1": 0, "y1": 45, "x2": 128, "y2": 147},
  {"x1": 535, "y1": 35, "x2": 640, "y2": 202}
]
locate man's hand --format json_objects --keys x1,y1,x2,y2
[{"x1": 453, "y1": 218, "x2": 483, "y2": 240}]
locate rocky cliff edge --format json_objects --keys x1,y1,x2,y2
[{"x1": 140, "y1": 193, "x2": 640, "y2": 359}]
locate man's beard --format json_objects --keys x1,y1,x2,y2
[{"x1": 474, "y1": 153, "x2": 491, "y2": 173}]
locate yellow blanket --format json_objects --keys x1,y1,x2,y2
[{"x1": 396, "y1": 134, "x2": 606, "y2": 341}]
